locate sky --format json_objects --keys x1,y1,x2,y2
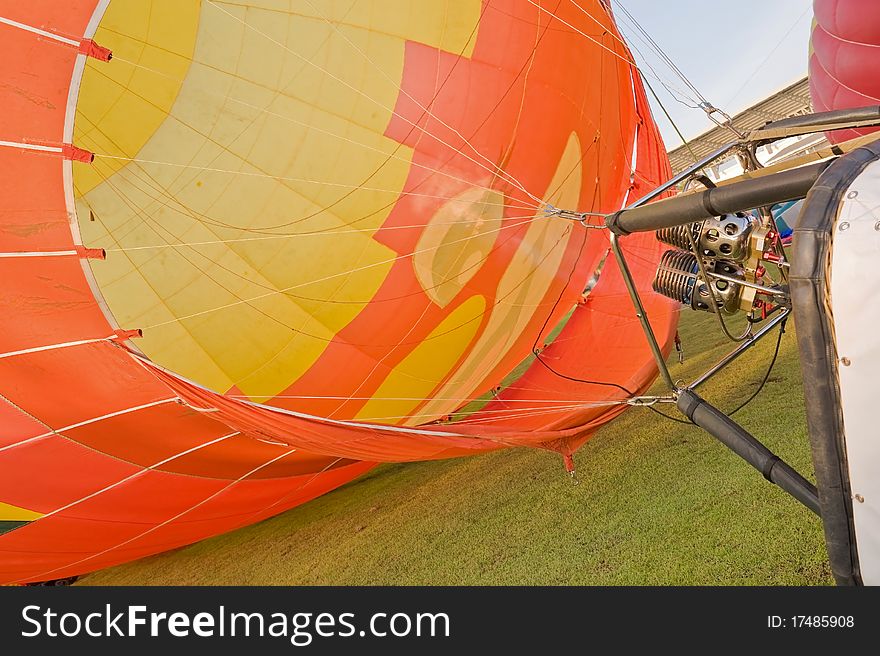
[{"x1": 619, "y1": 0, "x2": 814, "y2": 146}]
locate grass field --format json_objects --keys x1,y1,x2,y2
[{"x1": 79, "y1": 308, "x2": 833, "y2": 586}]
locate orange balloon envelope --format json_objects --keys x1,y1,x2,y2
[{"x1": 0, "y1": 0, "x2": 675, "y2": 583}]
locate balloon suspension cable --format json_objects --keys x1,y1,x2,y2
[
  {"x1": 610, "y1": 232, "x2": 678, "y2": 393},
  {"x1": 699, "y1": 100, "x2": 745, "y2": 140},
  {"x1": 542, "y1": 204, "x2": 609, "y2": 228},
  {"x1": 626, "y1": 395, "x2": 677, "y2": 406}
]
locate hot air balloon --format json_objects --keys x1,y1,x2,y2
[
  {"x1": 810, "y1": 0, "x2": 880, "y2": 143},
  {"x1": 0, "y1": 0, "x2": 676, "y2": 583}
]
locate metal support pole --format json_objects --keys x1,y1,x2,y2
[
  {"x1": 610, "y1": 232, "x2": 677, "y2": 392},
  {"x1": 706, "y1": 271, "x2": 788, "y2": 297},
  {"x1": 606, "y1": 160, "x2": 832, "y2": 236},
  {"x1": 689, "y1": 308, "x2": 790, "y2": 389},
  {"x1": 627, "y1": 143, "x2": 738, "y2": 209},
  {"x1": 677, "y1": 389, "x2": 820, "y2": 514}
]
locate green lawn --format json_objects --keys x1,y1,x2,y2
[{"x1": 79, "y1": 308, "x2": 833, "y2": 586}]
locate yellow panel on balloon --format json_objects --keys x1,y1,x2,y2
[
  {"x1": 75, "y1": 1, "x2": 482, "y2": 398},
  {"x1": 413, "y1": 187, "x2": 505, "y2": 308},
  {"x1": 354, "y1": 294, "x2": 487, "y2": 424},
  {"x1": 416, "y1": 132, "x2": 583, "y2": 421},
  {"x1": 0, "y1": 501, "x2": 42, "y2": 522},
  {"x1": 73, "y1": 0, "x2": 200, "y2": 197}
]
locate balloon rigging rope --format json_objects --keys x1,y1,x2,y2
[
  {"x1": 104, "y1": 53, "x2": 540, "y2": 214},
  {"x1": 92, "y1": 152, "x2": 538, "y2": 212},
  {"x1": 87, "y1": 146, "x2": 539, "y2": 240},
  {"x1": 203, "y1": 0, "x2": 544, "y2": 207},
  {"x1": 93, "y1": 163, "x2": 548, "y2": 318},
  {"x1": 92, "y1": 150, "x2": 542, "y2": 265},
  {"x1": 532, "y1": 1, "x2": 703, "y2": 193},
  {"x1": 0, "y1": 371, "x2": 645, "y2": 464},
  {"x1": 66, "y1": 3, "x2": 655, "y2": 427},
  {"x1": 601, "y1": 25, "x2": 700, "y2": 107},
  {"x1": 136, "y1": 216, "x2": 542, "y2": 329},
  {"x1": 350, "y1": 402, "x2": 604, "y2": 426},
  {"x1": 354, "y1": 399, "x2": 633, "y2": 425},
  {"x1": 90, "y1": 166, "x2": 560, "y2": 351},
  {"x1": 613, "y1": 1, "x2": 708, "y2": 105},
  {"x1": 528, "y1": 0, "x2": 704, "y2": 109},
  {"x1": 91, "y1": 157, "x2": 606, "y2": 413},
  {"x1": 507, "y1": 0, "x2": 706, "y2": 183},
  {"x1": 569, "y1": 0, "x2": 699, "y2": 107},
  {"x1": 89, "y1": 159, "x2": 594, "y2": 387},
  {"x1": 87, "y1": 141, "x2": 539, "y2": 248},
  {"x1": 444, "y1": 401, "x2": 631, "y2": 426},
  {"x1": 297, "y1": 0, "x2": 547, "y2": 206},
  {"x1": 228, "y1": 394, "x2": 645, "y2": 404},
  {"x1": 99, "y1": 216, "x2": 533, "y2": 252},
  {"x1": 615, "y1": 25, "x2": 701, "y2": 111}
]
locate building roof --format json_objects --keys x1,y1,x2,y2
[{"x1": 666, "y1": 77, "x2": 813, "y2": 174}]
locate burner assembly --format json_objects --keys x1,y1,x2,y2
[{"x1": 652, "y1": 212, "x2": 784, "y2": 317}]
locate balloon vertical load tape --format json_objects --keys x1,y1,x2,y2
[
  {"x1": 77, "y1": 39, "x2": 112, "y2": 62},
  {"x1": 60, "y1": 144, "x2": 94, "y2": 163}
]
